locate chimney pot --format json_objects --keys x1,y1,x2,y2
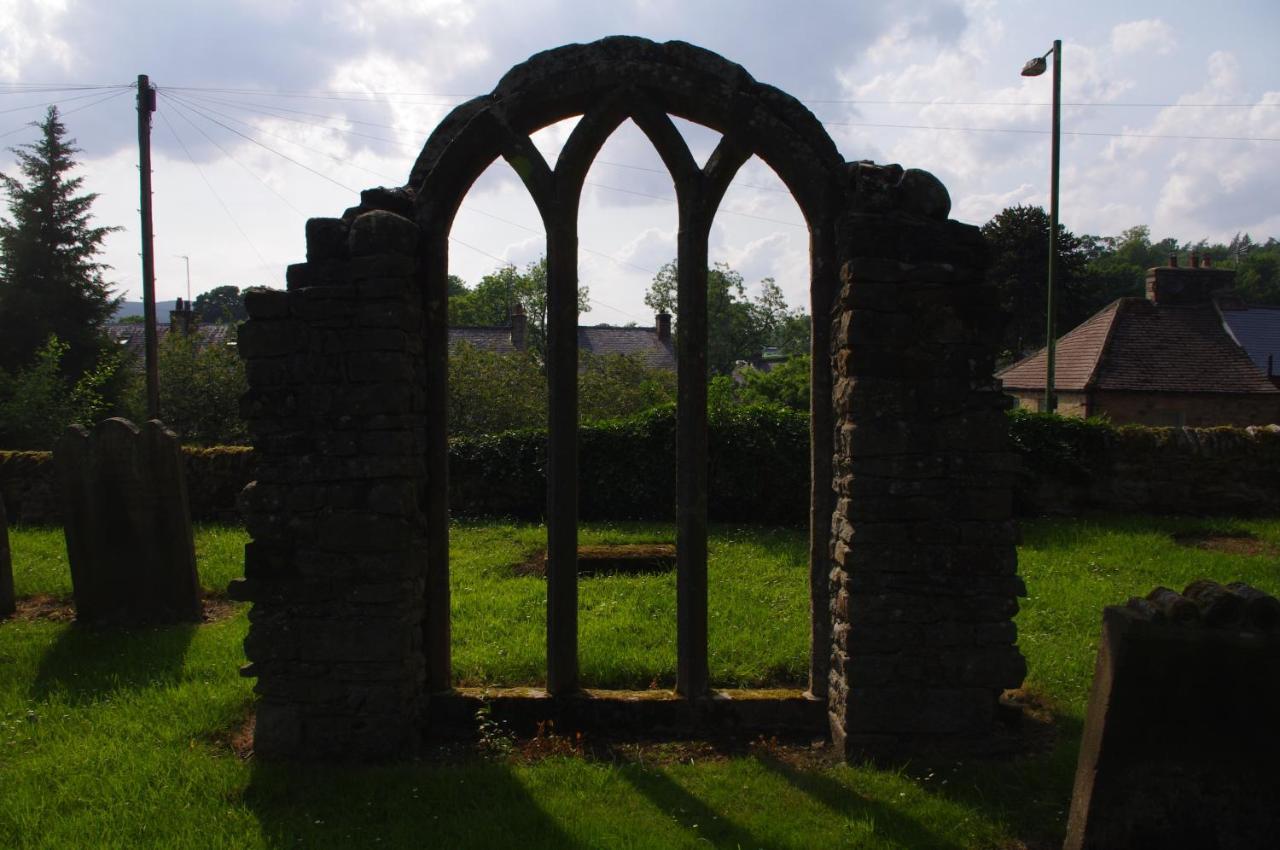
[
  {"x1": 1169, "y1": 253, "x2": 1178, "y2": 268},
  {"x1": 1191, "y1": 250, "x2": 1201, "y2": 269}
]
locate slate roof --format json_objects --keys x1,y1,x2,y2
[
  {"x1": 578, "y1": 325, "x2": 675, "y2": 370},
  {"x1": 106, "y1": 323, "x2": 234, "y2": 367},
  {"x1": 1219, "y1": 304, "x2": 1280, "y2": 379},
  {"x1": 448, "y1": 324, "x2": 676, "y2": 370},
  {"x1": 448, "y1": 327, "x2": 520, "y2": 355},
  {"x1": 998, "y1": 297, "x2": 1279, "y2": 395}
]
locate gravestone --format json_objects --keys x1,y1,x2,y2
[
  {"x1": 0, "y1": 494, "x2": 13, "y2": 617},
  {"x1": 1064, "y1": 581, "x2": 1280, "y2": 850},
  {"x1": 56, "y1": 418, "x2": 201, "y2": 625}
]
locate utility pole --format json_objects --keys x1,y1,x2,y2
[{"x1": 137, "y1": 74, "x2": 160, "y2": 420}]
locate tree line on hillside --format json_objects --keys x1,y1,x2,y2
[{"x1": 3, "y1": 107, "x2": 1278, "y2": 448}]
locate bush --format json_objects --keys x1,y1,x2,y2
[
  {"x1": 124, "y1": 331, "x2": 248, "y2": 446},
  {"x1": 0, "y1": 335, "x2": 120, "y2": 449}
]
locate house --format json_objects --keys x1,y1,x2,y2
[
  {"x1": 449, "y1": 305, "x2": 676, "y2": 371},
  {"x1": 105, "y1": 298, "x2": 235, "y2": 367},
  {"x1": 998, "y1": 254, "x2": 1280, "y2": 427}
]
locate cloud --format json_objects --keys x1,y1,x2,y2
[{"x1": 1111, "y1": 19, "x2": 1176, "y2": 57}]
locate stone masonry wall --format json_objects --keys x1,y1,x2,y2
[
  {"x1": 231, "y1": 190, "x2": 429, "y2": 759},
  {"x1": 827, "y1": 163, "x2": 1026, "y2": 759}
]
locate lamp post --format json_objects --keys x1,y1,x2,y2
[{"x1": 1022, "y1": 39, "x2": 1061, "y2": 413}]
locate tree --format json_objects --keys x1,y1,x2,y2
[
  {"x1": 0, "y1": 334, "x2": 119, "y2": 449},
  {"x1": 0, "y1": 107, "x2": 120, "y2": 379},
  {"x1": 981, "y1": 205, "x2": 1093, "y2": 359},
  {"x1": 1236, "y1": 238, "x2": 1280, "y2": 305},
  {"x1": 448, "y1": 258, "x2": 590, "y2": 360},
  {"x1": 645, "y1": 260, "x2": 807, "y2": 375},
  {"x1": 193, "y1": 285, "x2": 248, "y2": 324},
  {"x1": 578, "y1": 352, "x2": 676, "y2": 423}
]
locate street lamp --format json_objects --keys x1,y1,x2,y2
[{"x1": 1022, "y1": 39, "x2": 1061, "y2": 413}]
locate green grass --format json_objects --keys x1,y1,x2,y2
[
  {"x1": 1, "y1": 515, "x2": 1277, "y2": 849},
  {"x1": 451, "y1": 522, "x2": 808, "y2": 688}
]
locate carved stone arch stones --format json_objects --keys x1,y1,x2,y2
[{"x1": 233, "y1": 36, "x2": 1025, "y2": 761}]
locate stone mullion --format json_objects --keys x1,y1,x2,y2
[
  {"x1": 422, "y1": 225, "x2": 451, "y2": 693},
  {"x1": 675, "y1": 199, "x2": 711, "y2": 698},
  {"x1": 544, "y1": 207, "x2": 581, "y2": 695}
]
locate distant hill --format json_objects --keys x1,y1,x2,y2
[{"x1": 113, "y1": 300, "x2": 178, "y2": 320}]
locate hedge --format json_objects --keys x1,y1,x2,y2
[{"x1": 4, "y1": 409, "x2": 1279, "y2": 525}]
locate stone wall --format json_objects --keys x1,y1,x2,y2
[
  {"x1": 825, "y1": 162, "x2": 1026, "y2": 759},
  {"x1": 0, "y1": 447, "x2": 250, "y2": 525},
  {"x1": 230, "y1": 191, "x2": 430, "y2": 759},
  {"x1": 1093, "y1": 390, "x2": 1280, "y2": 428},
  {"x1": 1015, "y1": 420, "x2": 1280, "y2": 516}
]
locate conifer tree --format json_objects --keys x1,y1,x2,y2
[{"x1": 0, "y1": 106, "x2": 120, "y2": 378}]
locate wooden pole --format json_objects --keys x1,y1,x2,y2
[{"x1": 137, "y1": 74, "x2": 160, "y2": 420}]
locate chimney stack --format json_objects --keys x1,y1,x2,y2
[
  {"x1": 656, "y1": 311, "x2": 672, "y2": 342},
  {"x1": 510, "y1": 302, "x2": 527, "y2": 351},
  {"x1": 1145, "y1": 261, "x2": 1235, "y2": 305},
  {"x1": 169, "y1": 297, "x2": 197, "y2": 335}
]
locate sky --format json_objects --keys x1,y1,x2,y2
[{"x1": 1, "y1": 0, "x2": 1278, "y2": 326}]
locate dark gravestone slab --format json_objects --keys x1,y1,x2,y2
[
  {"x1": 1065, "y1": 582, "x2": 1280, "y2": 850},
  {"x1": 56, "y1": 418, "x2": 201, "y2": 625},
  {"x1": 0, "y1": 494, "x2": 13, "y2": 617}
]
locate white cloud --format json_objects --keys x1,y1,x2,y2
[{"x1": 1111, "y1": 19, "x2": 1176, "y2": 57}]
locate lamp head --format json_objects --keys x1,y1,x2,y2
[{"x1": 1021, "y1": 56, "x2": 1047, "y2": 77}]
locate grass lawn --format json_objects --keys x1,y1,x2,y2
[{"x1": 1, "y1": 515, "x2": 1278, "y2": 849}]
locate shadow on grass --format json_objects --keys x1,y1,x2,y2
[
  {"x1": 905, "y1": 715, "x2": 1085, "y2": 850},
  {"x1": 617, "y1": 764, "x2": 781, "y2": 849},
  {"x1": 244, "y1": 761, "x2": 586, "y2": 850},
  {"x1": 29, "y1": 622, "x2": 197, "y2": 703},
  {"x1": 748, "y1": 754, "x2": 969, "y2": 850}
]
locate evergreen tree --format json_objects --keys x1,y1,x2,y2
[{"x1": 0, "y1": 106, "x2": 120, "y2": 378}]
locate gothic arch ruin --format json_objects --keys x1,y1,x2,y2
[{"x1": 233, "y1": 37, "x2": 1026, "y2": 760}]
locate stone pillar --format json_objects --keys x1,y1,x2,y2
[
  {"x1": 827, "y1": 163, "x2": 1026, "y2": 759},
  {"x1": 1, "y1": 494, "x2": 13, "y2": 618},
  {"x1": 232, "y1": 187, "x2": 429, "y2": 760},
  {"x1": 55, "y1": 418, "x2": 201, "y2": 625}
]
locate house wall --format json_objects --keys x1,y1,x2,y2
[
  {"x1": 1007, "y1": 389, "x2": 1280, "y2": 427},
  {"x1": 1093, "y1": 391, "x2": 1280, "y2": 428},
  {"x1": 1007, "y1": 390, "x2": 1090, "y2": 418}
]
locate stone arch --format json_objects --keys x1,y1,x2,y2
[
  {"x1": 409, "y1": 38, "x2": 847, "y2": 701},
  {"x1": 233, "y1": 37, "x2": 1026, "y2": 762}
]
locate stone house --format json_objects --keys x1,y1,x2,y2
[
  {"x1": 449, "y1": 305, "x2": 676, "y2": 371},
  {"x1": 998, "y1": 256, "x2": 1280, "y2": 427}
]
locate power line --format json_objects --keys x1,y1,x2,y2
[
  {"x1": 167, "y1": 92, "x2": 670, "y2": 280},
  {"x1": 157, "y1": 105, "x2": 273, "y2": 274},
  {"x1": 0, "y1": 87, "x2": 130, "y2": 116},
  {"x1": 153, "y1": 83, "x2": 1280, "y2": 109},
  {"x1": 165, "y1": 91, "x2": 404, "y2": 183},
  {"x1": 585, "y1": 180, "x2": 807, "y2": 228},
  {"x1": 161, "y1": 94, "x2": 309, "y2": 217},
  {"x1": 0, "y1": 87, "x2": 130, "y2": 139},
  {"x1": 161, "y1": 93, "x2": 360, "y2": 194},
  {"x1": 819, "y1": 118, "x2": 1280, "y2": 143}
]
